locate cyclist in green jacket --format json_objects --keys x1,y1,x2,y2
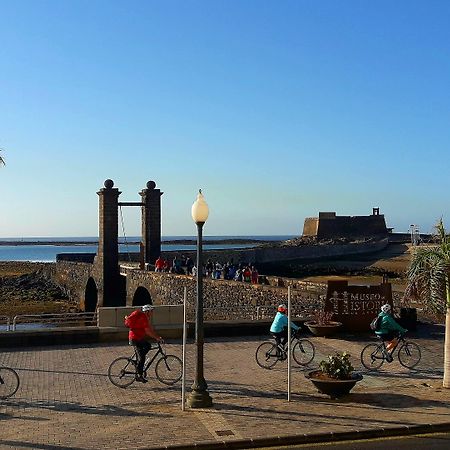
[{"x1": 375, "y1": 304, "x2": 407, "y2": 351}]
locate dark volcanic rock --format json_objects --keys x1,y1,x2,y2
[{"x1": 0, "y1": 271, "x2": 68, "y2": 303}]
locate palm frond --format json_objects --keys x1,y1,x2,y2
[
  {"x1": 433, "y1": 219, "x2": 450, "y2": 256},
  {"x1": 407, "y1": 246, "x2": 450, "y2": 314}
]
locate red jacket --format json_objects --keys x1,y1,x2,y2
[{"x1": 126, "y1": 310, "x2": 150, "y2": 341}]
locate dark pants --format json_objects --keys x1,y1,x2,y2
[
  {"x1": 378, "y1": 332, "x2": 396, "y2": 342},
  {"x1": 272, "y1": 330, "x2": 288, "y2": 347},
  {"x1": 131, "y1": 340, "x2": 152, "y2": 376}
]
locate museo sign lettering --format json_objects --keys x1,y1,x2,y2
[{"x1": 324, "y1": 280, "x2": 393, "y2": 331}]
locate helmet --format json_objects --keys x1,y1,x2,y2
[
  {"x1": 277, "y1": 304, "x2": 287, "y2": 313},
  {"x1": 381, "y1": 304, "x2": 391, "y2": 313},
  {"x1": 142, "y1": 304, "x2": 155, "y2": 312}
]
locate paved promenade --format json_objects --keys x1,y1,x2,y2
[{"x1": 1, "y1": 324, "x2": 449, "y2": 450}]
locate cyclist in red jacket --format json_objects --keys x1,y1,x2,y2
[{"x1": 125, "y1": 305, "x2": 164, "y2": 382}]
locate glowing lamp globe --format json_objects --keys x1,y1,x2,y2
[{"x1": 191, "y1": 190, "x2": 209, "y2": 224}]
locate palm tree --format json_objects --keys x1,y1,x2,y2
[
  {"x1": 0, "y1": 148, "x2": 4, "y2": 166},
  {"x1": 406, "y1": 218, "x2": 450, "y2": 387}
]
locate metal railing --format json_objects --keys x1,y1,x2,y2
[
  {"x1": 0, "y1": 315, "x2": 11, "y2": 331},
  {"x1": 11, "y1": 312, "x2": 97, "y2": 331}
]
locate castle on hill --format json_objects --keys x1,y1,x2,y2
[{"x1": 302, "y1": 208, "x2": 389, "y2": 240}]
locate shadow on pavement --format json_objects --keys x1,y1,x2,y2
[
  {"x1": 333, "y1": 392, "x2": 450, "y2": 410},
  {"x1": 211, "y1": 399, "x2": 401, "y2": 428},
  {"x1": 0, "y1": 441, "x2": 86, "y2": 450},
  {"x1": 1, "y1": 398, "x2": 171, "y2": 418},
  {"x1": 13, "y1": 366, "x2": 107, "y2": 377},
  {"x1": 361, "y1": 369, "x2": 443, "y2": 380}
]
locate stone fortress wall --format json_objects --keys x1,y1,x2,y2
[{"x1": 303, "y1": 208, "x2": 388, "y2": 240}]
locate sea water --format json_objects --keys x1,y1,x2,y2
[{"x1": 0, "y1": 235, "x2": 295, "y2": 262}]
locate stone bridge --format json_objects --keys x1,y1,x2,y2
[
  {"x1": 50, "y1": 178, "x2": 394, "y2": 320},
  {"x1": 52, "y1": 259, "x2": 327, "y2": 320}
]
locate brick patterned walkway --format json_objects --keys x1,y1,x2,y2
[{"x1": 0, "y1": 325, "x2": 449, "y2": 449}]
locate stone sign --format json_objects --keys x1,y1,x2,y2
[{"x1": 324, "y1": 280, "x2": 393, "y2": 332}]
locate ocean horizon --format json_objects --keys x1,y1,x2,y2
[{"x1": 0, "y1": 235, "x2": 296, "y2": 263}]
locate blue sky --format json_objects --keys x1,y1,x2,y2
[{"x1": 1, "y1": 0, "x2": 449, "y2": 237}]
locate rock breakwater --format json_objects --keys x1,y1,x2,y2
[{"x1": 0, "y1": 262, "x2": 76, "y2": 317}]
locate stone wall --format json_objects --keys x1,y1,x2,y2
[
  {"x1": 116, "y1": 238, "x2": 389, "y2": 268},
  {"x1": 318, "y1": 215, "x2": 388, "y2": 239},
  {"x1": 52, "y1": 261, "x2": 405, "y2": 322},
  {"x1": 53, "y1": 261, "x2": 98, "y2": 310},
  {"x1": 303, "y1": 212, "x2": 388, "y2": 239},
  {"x1": 57, "y1": 254, "x2": 95, "y2": 263},
  {"x1": 303, "y1": 218, "x2": 319, "y2": 237},
  {"x1": 122, "y1": 268, "x2": 324, "y2": 321},
  {"x1": 57, "y1": 238, "x2": 391, "y2": 269}
]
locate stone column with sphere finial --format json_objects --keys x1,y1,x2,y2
[
  {"x1": 140, "y1": 181, "x2": 163, "y2": 267},
  {"x1": 96, "y1": 179, "x2": 122, "y2": 308}
]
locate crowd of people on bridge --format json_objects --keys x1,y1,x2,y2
[{"x1": 154, "y1": 255, "x2": 259, "y2": 284}]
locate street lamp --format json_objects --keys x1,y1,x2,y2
[{"x1": 186, "y1": 189, "x2": 213, "y2": 408}]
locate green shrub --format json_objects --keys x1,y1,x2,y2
[{"x1": 319, "y1": 352, "x2": 354, "y2": 380}]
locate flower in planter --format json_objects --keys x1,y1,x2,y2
[
  {"x1": 310, "y1": 310, "x2": 335, "y2": 326},
  {"x1": 318, "y1": 352, "x2": 354, "y2": 380},
  {"x1": 305, "y1": 310, "x2": 342, "y2": 337}
]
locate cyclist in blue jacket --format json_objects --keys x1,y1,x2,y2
[{"x1": 270, "y1": 304, "x2": 300, "y2": 348}]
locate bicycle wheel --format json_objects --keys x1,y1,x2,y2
[
  {"x1": 398, "y1": 341, "x2": 421, "y2": 369},
  {"x1": 0, "y1": 367, "x2": 20, "y2": 399},
  {"x1": 255, "y1": 341, "x2": 279, "y2": 369},
  {"x1": 108, "y1": 357, "x2": 137, "y2": 388},
  {"x1": 155, "y1": 355, "x2": 182, "y2": 385},
  {"x1": 292, "y1": 339, "x2": 315, "y2": 366},
  {"x1": 361, "y1": 343, "x2": 385, "y2": 370}
]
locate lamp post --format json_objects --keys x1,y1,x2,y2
[{"x1": 186, "y1": 189, "x2": 213, "y2": 408}]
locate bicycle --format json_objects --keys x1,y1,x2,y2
[
  {"x1": 108, "y1": 342, "x2": 182, "y2": 388},
  {"x1": 0, "y1": 366, "x2": 20, "y2": 399},
  {"x1": 255, "y1": 330, "x2": 315, "y2": 369},
  {"x1": 360, "y1": 333, "x2": 421, "y2": 370}
]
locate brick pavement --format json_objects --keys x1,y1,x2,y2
[{"x1": 0, "y1": 324, "x2": 449, "y2": 450}]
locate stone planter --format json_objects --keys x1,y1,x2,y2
[
  {"x1": 304, "y1": 321, "x2": 342, "y2": 337},
  {"x1": 306, "y1": 370, "x2": 363, "y2": 399}
]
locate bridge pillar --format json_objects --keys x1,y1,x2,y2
[
  {"x1": 140, "y1": 181, "x2": 163, "y2": 266},
  {"x1": 96, "y1": 179, "x2": 122, "y2": 307}
]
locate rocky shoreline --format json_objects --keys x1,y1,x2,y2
[{"x1": 0, "y1": 261, "x2": 77, "y2": 317}]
